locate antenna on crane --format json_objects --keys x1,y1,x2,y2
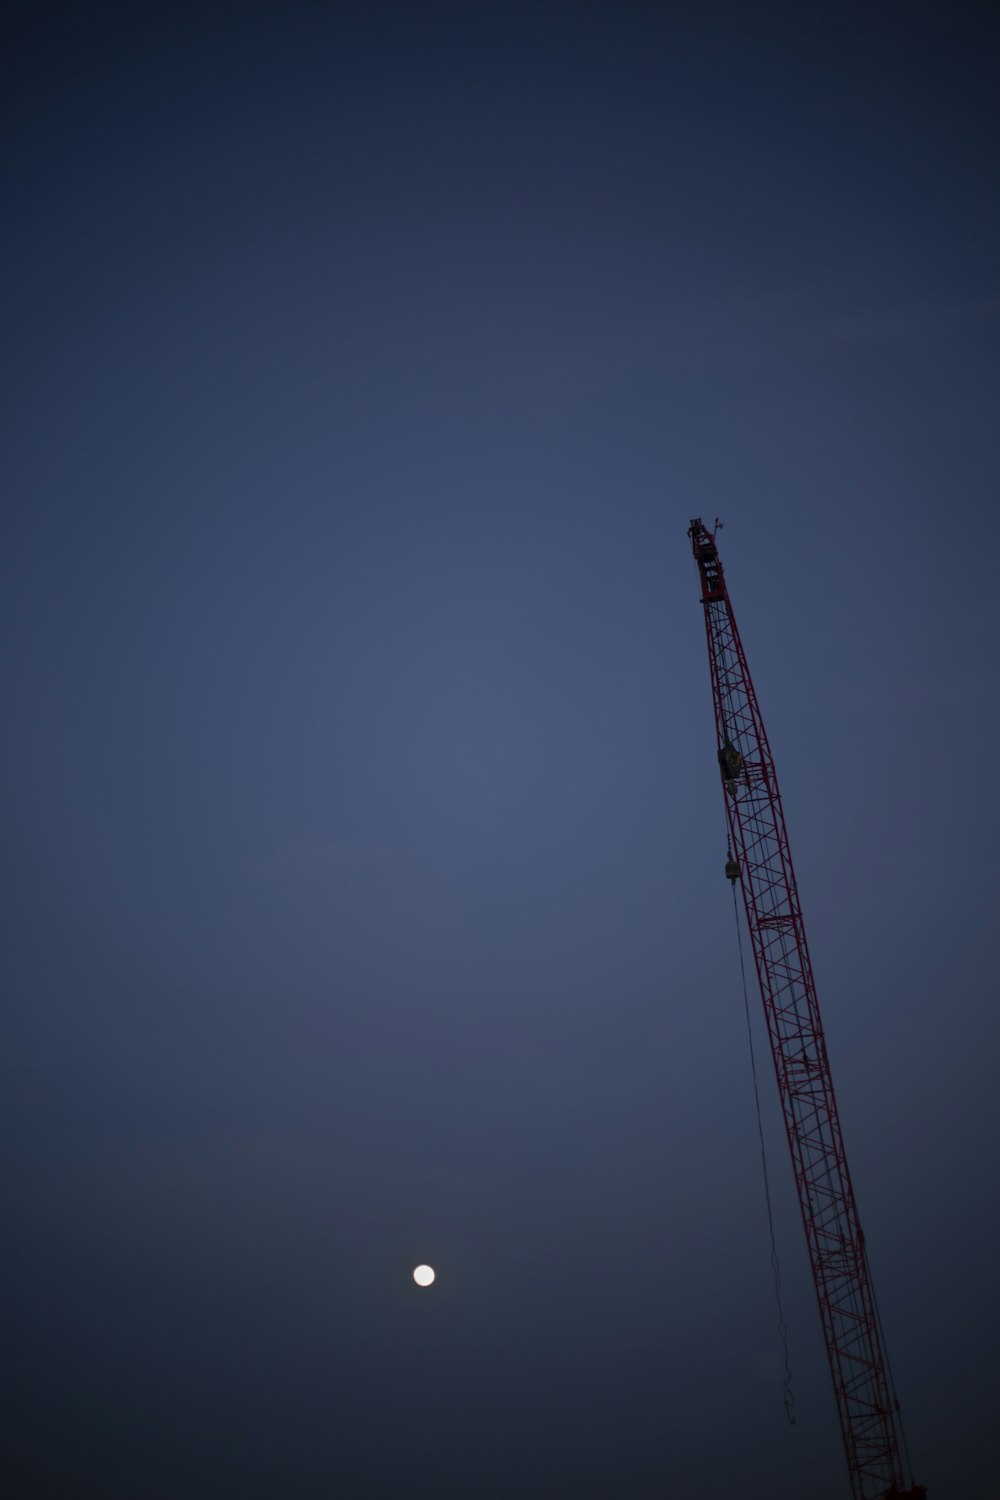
[{"x1": 687, "y1": 518, "x2": 926, "y2": 1500}]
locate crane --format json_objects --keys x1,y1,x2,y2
[{"x1": 687, "y1": 519, "x2": 925, "y2": 1500}]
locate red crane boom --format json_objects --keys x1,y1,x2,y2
[{"x1": 688, "y1": 519, "x2": 924, "y2": 1500}]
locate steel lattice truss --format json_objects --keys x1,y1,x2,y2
[{"x1": 688, "y1": 520, "x2": 918, "y2": 1500}]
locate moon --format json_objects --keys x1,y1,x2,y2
[{"x1": 412, "y1": 1264, "x2": 435, "y2": 1287}]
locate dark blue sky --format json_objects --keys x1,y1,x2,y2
[{"x1": 3, "y1": 4, "x2": 998, "y2": 1496}]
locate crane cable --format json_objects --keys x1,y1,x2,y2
[{"x1": 730, "y1": 873, "x2": 797, "y2": 1427}]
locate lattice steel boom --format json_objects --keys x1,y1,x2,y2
[{"x1": 688, "y1": 519, "x2": 924, "y2": 1500}]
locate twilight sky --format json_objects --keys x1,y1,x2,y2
[{"x1": 3, "y1": 4, "x2": 998, "y2": 1497}]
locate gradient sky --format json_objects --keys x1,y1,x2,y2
[{"x1": 3, "y1": 4, "x2": 998, "y2": 1497}]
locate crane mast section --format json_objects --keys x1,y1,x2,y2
[{"x1": 688, "y1": 521, "x2": 906, "y2": 1500}]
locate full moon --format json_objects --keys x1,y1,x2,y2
[{"x1": 412, "y1": 1264, "x2": 435, "y2": 1287}]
